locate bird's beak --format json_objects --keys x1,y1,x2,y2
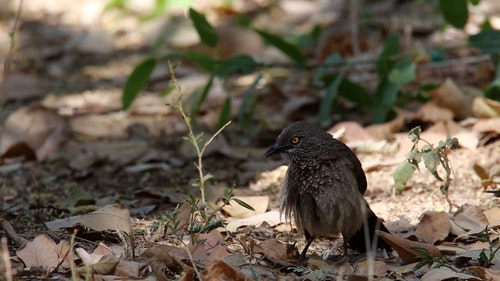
[{"x1": 264, "y1": 144, "x2": 288, "y2": 157}]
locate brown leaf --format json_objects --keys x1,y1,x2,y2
[
  {"x1": 141, "y1": 245, "x2": 184, "y2": 273},
  {"x1": 164, "y1": 202, "x2": 191, "y2": 235},
  {"x1": 253, "y1": 239, "x2": 296, "y2": 266},
  {"x1": 376, "y1": 231, "x2": 441, "y2": 265},
  {"x1": 428, "y1": 79, "x2": 477, "y2": 120},
  {"x1": 483, "y1": 207, "x2": 500, "y2": 225},
  {"x1": 202, "y1": 260, "x2": 250, "y2": 281},
  {"x1": 45, "y1": 204, "x2": 131, "y2": 236},
  {"x1": 352, "y1": 258, "x2": 388, "y2": 278},
  {"x1": 0, "y1": 106, "x2": 68, "y2": 161},
  {"x1": 472, "y1": 96, "x2": 500, "y2": 118},
  {"x1": 466, "y1": 266, "x2": 500, "y2": 281},
  {"x1": 329, "y1": 121, "x2": 376, "y2": 143},
  {"x1": 417, "y1": 102, "x2": 454, "y2": 123},
  {"x1": 75, "y1": 247, "x2": 119, "y2": 275},
  {"x1": 16, "y1": 234, "x2": 71, "y2": 270},
  {"x1": 453, "y1": 204, "x2": 489, "y2": 233},
  {"x1": 225, "y1": 210, "x2": 282, "y2": 232},
  {"x1": 421, "y1": 268, "x2": 482, "y2": 281},
  {"x1": 414, "y1": 212, "x2": 451, "y2": 245}
]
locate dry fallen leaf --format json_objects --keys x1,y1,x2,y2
[
  {"x1": 428, "y1": 79, "x2": 476, "y2": 120},
  {"x1": 202, "y1": 260, "x2": 250, "y2": 281},
  {"x1": 0, "y1": 106, "x2": 69, "y2": 161},
  {"x1": 377, "y1": 231, "x2": 442, "y2": 265},
  {"x1": 414, "y1": 212, "x2": 451, "y2": 245},
  {"x1": 452, "y1": 204, "x2": 489, "y2": 233},
  {"x1": 225, "y1": 210, "x2": 282, "y2": 232},
  {"x1": 421, "y1": 267, "x2": 482, "y2": 281},
  {"x1": 483, "y1": 207, "x2": 500, "y2": 225},
  {"x1": 253, "y1": 239, "x2": 296, "y2": 266},
  {"x1": 417, "y1": 101, "x2": 454, "y2": 123},
  {"x1": 141, "y1": 245, "x2": 184, "y2": 274},
  {"x1": 472, "y1": 96, "x2": 500, "y2": 118},
  {"x1": 45, "y1": 204, "x2": 132, "y2": 236},
  {"x1": 352, "y1": 258, "x2": 388, "y2": 278},
  {"x1": 466, "y1": 266, "x2": 500, "y2": 281},
  {"x1": 16, "y1": 234, "x2": 72, "y2": 270}
]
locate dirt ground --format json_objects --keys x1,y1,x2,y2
[{"x1": 1, "y1": 0, "x2": 500, "y2": 280}]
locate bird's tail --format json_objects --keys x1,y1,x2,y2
[{"x1": 347, "y1": 203, "x2": 392, "y2": 253}]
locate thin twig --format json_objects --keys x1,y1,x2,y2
[
  {"x1": 1, "y1": 237, "x2": 13, "y2": 281},
  {"x1": 184, "y1": 244, "x2": 203, "y2": 281},
  {"x1": 0, "y1": 0, "x2": 23, "y2": 114}
]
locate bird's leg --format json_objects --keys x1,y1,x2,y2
[
  {"x1": 299, "y1": 230, "x2": 315, "y2": 261},
  {"x1": 343, "y1": 238, "x2": 349, "y2": 257}
]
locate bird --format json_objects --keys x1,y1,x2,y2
[{"x1": 264, "y1": 121, "x2": 391, "y2": 260}]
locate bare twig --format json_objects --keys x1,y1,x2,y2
[
  {"x1": 0, "y1": 0, "x2": 23, "y2": 113},
  {"x1": 0, "y1": 218, "x2": 27, "y2": 246},
  {"x1": 1, "y1": 237, "x2": 13, "y2": 281}
]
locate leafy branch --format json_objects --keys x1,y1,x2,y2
[{"x1": 393, "y1": 126, "x2": 459, "y2": 211}]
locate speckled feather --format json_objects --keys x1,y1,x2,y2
[{"x1": 272, "y1": 121, "x2": 390, "y2": 253}]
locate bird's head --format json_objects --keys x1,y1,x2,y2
[{"x1": 264, "y1": 122, "x2": 331, "y2": 161}]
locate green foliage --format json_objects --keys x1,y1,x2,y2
[
  {"x1": 413, "y1": 247, "x2": 455, "y2": 271},
  {"x1": 469, "y1": 29, "x2": 500, "y2": 54},
  {"x1": 254, "y1": 29, "x2": 307, "y2": 67},
  {"x1": 188, "y1": 8, "x2": 218, "y2": 48},
  {"x1": 439, "y1": 0, "x2": 469, "y2": 29},
  {"x1": 376, "y1": 34, "x2": 400, "y2": 77},
  {"x1": 471, "y1": 226, "x2": 500, "y2": 267},
  {"x1": 157, "y1": 61, "x2": 254, "y2": 244},
  {"x1": 119, "y1": 0, "x2": 499, "y2": 129},
  {"x1": 122, "y1": 57, "x2": 157, "y2": 110},
  {"x1": 318, "y1": 72, "x2": 344, "y2": 127},
  {"x1": 393, "y1": 126, "x2": 458, "y2": 210},
  {"x1": 373, "y1": 35, "x2": 416, "y2": 123}
]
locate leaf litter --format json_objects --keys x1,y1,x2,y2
[{"x1": 1, "y1": 0, "x2": 500, "y2": 280}]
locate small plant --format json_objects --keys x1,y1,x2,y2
[
  {"x1": 158, "y1": 61, "x2": 254, "y2": 241},
  {"x1": 471, "y1": 226, "x2": 500, "y2": 268},
  {"x1": 413, "y1": 247, "x2": 455, "y2": 271},
  {"x1": 393, "y1": 126, "x2": 459, "y2": 211}
]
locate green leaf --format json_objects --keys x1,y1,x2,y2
[
  {"x1": 314, "y1": 53, "x2": 343, "y2": 83},
  {"x1": 372, "y1": 78, "x2": 399, "y2": 123},
  {"x1": 254, "y1": 29, "x2": 306, "y2": 67},
  {"x1": 190, "y1": 75, "x2": 214, "y2": 115},
  {"x1": 318, "y1": 72, "x2": 344, "y2": 127},
  {"x1": 393, "y1": 161, "x2": 417, "y2": 192},
  {"x1": 408, "y1": 126, "x2": 422, "y2": 142},
  {"x1": 188, "y1": 8, "x2": 218, "y2": 47},
  {"x1": 217, "y1": 97, "x2": 232, "y2": 130},
  {"x1": 185, "y1": 50, "x2": 217, "y2": 73},
  {"x1": 216, "y1": 55, "x2": 258, "y2": 77},
  {"x1": 423, "y1": 150, "x2": 443, "y2": 181},
  {"x1": 233, "y1": 198, "x2": 255, "y2": 211},
  {"x1": 468, "y1": 0, "x2": 480, "y2": 5},
  {"x1": 339, "y1": 78, "x2": 372, "y2": 106},
  {"x1": 406, "y1": 149, "x2": 422, "y2": 164},
  {"x1": 238, "y1": 74, "x2": 262, "y2": 127},
  {"x1": 376, "y1": 34, "x2": 400, "y2": 77},
  {"x1": 388, "y1": 58, "x2": 416, "y2": 85},
  {"x1": 469, "y1": 29, "x2": 500, "y2": 54},
  {"x1": 123, "y1": 57, "x2": 157, "y2": 110},
  {"x1": 439, "y1": 0, "x2": 468, "y2": 29}
]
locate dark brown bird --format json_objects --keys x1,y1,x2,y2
[{"x1": 265, "y1": 121, "x2": 391, "y2": 259}]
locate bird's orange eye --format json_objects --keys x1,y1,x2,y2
[{"x1": 291, "y1": 137, "x2": 300, "y2": 144}]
